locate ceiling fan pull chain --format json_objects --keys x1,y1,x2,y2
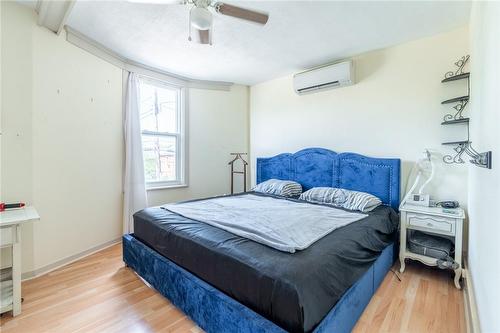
[
  {"x1": 209, "y1": 15, "x2": 213, "y2": 45},
  {"x1": 188, "y1": 8, "x2": 192, "y2": 42}
]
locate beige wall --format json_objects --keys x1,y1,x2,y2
[
  {"x1": 147, "y1": 85, "x2": 249, "y2": 206},
  {"x1": 1, "y1": 2, "x2": 38, "y2": 273},
  {"x1": 468, "y1": 2, "x2": 500, "y2": 331},
  {"x1": 31, "y1": 17, "x2": 125, "y2": 271},
  {"x1": 1, "y1": 2, "x2": 123, "y2": 274},
  {"x1": 1, "y1": 2, "x2": 249, "y2": 275},
  {"x1": 250, "y1": 27, "x2": 469, "y2": 205}
]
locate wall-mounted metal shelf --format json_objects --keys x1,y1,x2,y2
[
  {"x1": 441, "y1": 55, "x2": 491, "y2": 169},
  {"x1": 441, "y1": 118, "x2": 469, "y2": 125},
  {"x1": 442, "y1": 141, "x2": 492, "y2": 168},
  {"x1": 441, "y1": 96, "x2": 469, "y2": 105},
  {"x1": 441, "y1": 72, "x2": 470, "y2": 83},
  {"x1": 442, "y1": 140, "x2": 470, "y2": 146}
]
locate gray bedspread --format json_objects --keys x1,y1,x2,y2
[
  {"x1": 134, "y1": 192, "x2": 400, "y2": 332},
  {"x1": 162, "y1": 193, "x2": 367, "y2": 253}
]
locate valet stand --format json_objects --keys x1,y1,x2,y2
[{"x1": 228, "y1": 153, "x2": 248, "y2": 194}]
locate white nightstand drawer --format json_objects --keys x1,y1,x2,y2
[{"x1": 407, "y1": 214, "x2": 455, "y2": 234}]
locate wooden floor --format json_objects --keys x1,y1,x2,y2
[{"x1": 0, "y1": 243, "x2": 465, "y2": 333}]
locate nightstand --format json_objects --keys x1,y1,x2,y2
[{"x1": 399, "y1": 203, "x2": 465, "y2": 289}]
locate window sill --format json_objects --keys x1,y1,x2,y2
[{"x1": 146, "y1": 184, "x2": 188, "y2": 191}]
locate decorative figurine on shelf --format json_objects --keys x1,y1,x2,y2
[{"x1": 228, "y1": 153, "x2": 248, "y2": 194}]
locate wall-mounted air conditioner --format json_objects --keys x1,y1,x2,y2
[{"x1": 293, "y1": 60, "x2": 354, "y2": 95}]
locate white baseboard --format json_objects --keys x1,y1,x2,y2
[
  {"x1": 463, "y1": 259, "x2": 481, "y2": 333},
  {"x1": 21, "y1": 237, "x2": 121, "y2": 281}
]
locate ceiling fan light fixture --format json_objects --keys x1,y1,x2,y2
[{"x1": 190, "y1": 7, "x2": 212, "y2": 30}]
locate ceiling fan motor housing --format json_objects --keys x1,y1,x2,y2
[{"x1": 190, "y1": 6, "x2": 212, "y2": 30}]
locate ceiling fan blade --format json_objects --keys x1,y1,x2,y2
[
  {"x1": 214, "y1": 2, "x2": 269, "y2": 25},
  {"x1": 189, "y1": 28, "x2": 211, "y2": 45}
]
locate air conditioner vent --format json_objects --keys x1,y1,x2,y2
[{"x1": 293, "y1": 61, "x2": 354, "y2": 95}]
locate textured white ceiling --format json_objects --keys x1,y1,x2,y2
[{"x1": 67, "y1": 1, "x2": 471, "y2": 85}]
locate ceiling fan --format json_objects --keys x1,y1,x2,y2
[{"x1": 128, "y1": 0, "x2": 269, "y2": 45}]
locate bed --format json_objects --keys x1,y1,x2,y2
[{"x1": 123, "y1": 147, "x2": 401, "y2": 333}]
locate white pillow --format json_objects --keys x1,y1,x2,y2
[
  {"x1": 253, "y1": 179, "x2": 302, "y2": 197},
  {"x1": 299, "y1": 187, "x2": 382, "y2": 212}
]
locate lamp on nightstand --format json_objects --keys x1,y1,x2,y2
[{"x1": 400, "y1": 149, "x2": 435, "y2": 208}]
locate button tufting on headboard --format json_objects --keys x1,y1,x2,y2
[{"x1": 256, "y1": 148, "x2": 401, "y2": 210}]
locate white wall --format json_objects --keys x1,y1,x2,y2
[
  {"x1": 1, "y1": 2, "x2": 123, "y2": 274},
  {"x1": 468, "y1": 2, "x2": 500, "y2": 331},
  {"x1": 31, "y1": 17, "x2": 125, "y2": 271},
  {"x1": 1, "y1": 2, "x2": 249, "y2": 275},
  {"x1": 250, "y1": 27, "x2": 469, "y2": 205},
  {"x1": 2, "y1": 2, "x2": 38, "y2": 273}
]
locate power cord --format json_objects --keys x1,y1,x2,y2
[{"x1": 390, "y1": 268, "x2": 402, "y2": 282}]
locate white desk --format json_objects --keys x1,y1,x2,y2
[{"x1": 0, "y1": 207, "x2": 39, "y2": 316}]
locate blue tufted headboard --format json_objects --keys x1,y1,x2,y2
[{"x1": 256, "y1": 148, "x2": 401, "y2": 210}]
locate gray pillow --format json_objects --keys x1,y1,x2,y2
[
  {"x1": 299, "y1": 187, "x2": 382, "y2": 212},
  {"x1": 253, "y1": 179, "x2": 302, "y2": 197}
]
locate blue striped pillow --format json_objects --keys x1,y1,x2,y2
[
  {"x1": 253, "y1": 179, "x2": 302, "y2": 197},
  {"x1": 299, "y1": 187, "x2": 382, "y2": 212}
]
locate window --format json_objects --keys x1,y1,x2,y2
[{"x1": 138, "y1": 77, "x2": 186, "y2": 189}]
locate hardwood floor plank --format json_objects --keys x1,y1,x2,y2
[{"x1": 0, "y1": 244, "x2": 465, "y2": 333}]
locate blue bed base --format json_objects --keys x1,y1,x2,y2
[
  {"x1": 123, "y1": 148, "x2": 400, "y2": 332},
  {"x1": 123, "y1": 234, "x2": 395, "y2": 333}
]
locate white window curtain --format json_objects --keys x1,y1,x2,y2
[{"x1": 123, "y1": 72, "x2": 147, "y2": 234}]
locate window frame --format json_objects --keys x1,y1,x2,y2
[{"x1": 138, "y1": 76, "x2": 188, "y2": 190}]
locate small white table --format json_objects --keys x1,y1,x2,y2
[
  {"x1": 0, "y1": 207, "x2": 39, "y2": 316},
  {"x1": 399, "y1": 203, "x2": 465, "y2": 289}
]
